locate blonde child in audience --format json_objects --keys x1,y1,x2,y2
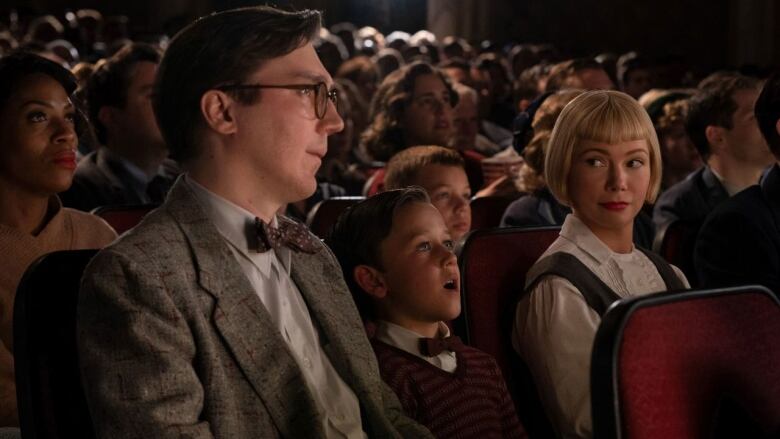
[{"x1": 384, "y1": 145, "x2": 472, "y2": 242}]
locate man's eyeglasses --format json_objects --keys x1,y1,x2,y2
[{"x1": 216, "y1": 82, "x2": 339, "y2": 119}]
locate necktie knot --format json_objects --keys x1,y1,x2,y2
[
  {"x1": 419, "y1": 335, "x2": 463, "y2": 357},
  {"x1": 253, "y1": 218, "x2": 320, "y2": 254}
]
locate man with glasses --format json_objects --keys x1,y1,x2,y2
[{"x1": 77, "y1": 6, "x2": 433, "y2": 438}]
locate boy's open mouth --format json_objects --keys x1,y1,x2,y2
[{"x1": 443, "y1": 279, "x2": 457, "y2": 290}]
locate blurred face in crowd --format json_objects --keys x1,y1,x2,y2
[
  {"x1": 412, "y1": 164, "x2": 472, "y2": 241},
  {"x1": 623, "y1": 68, "x2": 654, "y2": 100},
  {"x1": 660, "y1": 122, "x2": 702, "y2": 182},
  {"x1": 721, "y1": 88, "x2": 774, "y2": 167},
  {"x1": 0, "y1": 73, "x2": 77, "y2": 196},
  {"x1": 452, "y1": 91, "x2": 479, "y2": 151},
  {"x1": 108, "y1": 61, "x2": 167, "y2": 159},
  {"x1": 402, "y1": 73, "x2": 454, "y2": 147},
  {"x1": 568, "y1": 139, "x2": 651, "y2": 249}
]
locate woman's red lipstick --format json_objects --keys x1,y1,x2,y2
[
  {"x1": 600, "y1": 202, "x2": 629, "y2": 211},
  {"x1": 53, "y1": 151, "x2": 77, "y2": 170}
]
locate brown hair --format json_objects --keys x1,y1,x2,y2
[
  {"x1": 384, "y1": 145, "x2": 465, "y2": 190},
  {"x1": 153, "y1": 6, "x2": 321, "y2": 164}
]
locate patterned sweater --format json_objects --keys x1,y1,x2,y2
[
  {"x1": 372, "y1": 340, "x2": 527, "y2": 439},
  {"x1": 0, "y1": 197, "x2": 116, "y2": 427}
]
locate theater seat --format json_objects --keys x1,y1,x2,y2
[
  {"x1": 652, "y1": 219, "x2": 701, "y2": 287},
  {"x1": 306, "y1": 196, "x2": 364, "y2": 240},
  {"x1": 469, "y1": 196, "x2": 516, "y2": 231},
  {"x1": 592, "y1": 285, "x2": 780, "y2": 439},
  {"x1": 91, "y1": 204, "x2": 158, "y2": 235},
  {"x1": 14, "y1": 249, "x2": 99, "y2": 439},
  {"x1": 456, "y1": 225, "x2": 560, "y2": 438}
]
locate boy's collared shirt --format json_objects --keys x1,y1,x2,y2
[
  {"x1": 186, "y1": 175, "x2": 366, "y2": 439},
  {"x1": 374, "y1": 320, "x2": 457, "y2": 373}
]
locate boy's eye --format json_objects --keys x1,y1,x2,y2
[
  {"x1": 416, "y1": 241, "x2": 432, "y2": 252},
  {"x1": 443, "y1": 240, "x2": 455, "y2": 251},
  {"x1": 65, "y1": 112, "x2": 76, "y2": 124}
]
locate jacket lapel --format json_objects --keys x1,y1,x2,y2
[
  {"x1": 288, "y1": 246, "x2": 382, "y2": 401},
  {"x1": 163, "y1": 179, "x2": 323, "y2": 437},
  {"x1": 761, "y1": 164, "x2": 780, "y2": 237}
]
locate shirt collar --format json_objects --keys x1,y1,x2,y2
[
  {"x1": 374, "y1": 320, "x2": 452, "y2": 357},
  {"x1": 559, "y1": 214, "x2": 636, "y2": 267},
  {"x1": 184, "y1": 175, "x2": 291, "y2": 276}
]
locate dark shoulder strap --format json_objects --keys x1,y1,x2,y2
[
  {"x1": 525, "y1": 253, "x2": 621, "y2": 317},
  {"x1": 637, "y1": 247, "x2": 687, "y2": 291}
]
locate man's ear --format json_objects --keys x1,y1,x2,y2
[
  {"x1": 705, "y1": 125, "x2": 725, "y2": 150},
  {"x1": 97, "y1": 106, "x2": 116, "y2": 132},
  {"x1": 775, "y1": 118, "x2": 780, "y2": 138},
  {"x1": 200, "y1": 90, "x2": 237, "y2": 135},
  {"x1": 354, "y1": 265, "x2": 388, "y2": 299}
]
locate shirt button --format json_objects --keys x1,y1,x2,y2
[{"x1": 303, "y1": 356, "x2": 312, "y2": 369}]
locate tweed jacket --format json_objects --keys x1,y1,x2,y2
[{"x1": 77, "y1": 178, "x2": 432, "y2": 439}]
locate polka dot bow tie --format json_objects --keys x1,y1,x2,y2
[
  {"x1": 253, "y1": 218, "x2": 320, "y2": 254},
  {"x1": 418, "y1": 335, "x2": 464, "y2": 357}
]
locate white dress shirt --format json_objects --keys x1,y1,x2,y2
[
  {"x1": 186, "y1": 176, "x2": 366, "y2": 439},
  {"x1": 374, "y1": 320, "x2": 458, "y2": 373},
  {"x1": 512, "y1": 214, "x2": 688, "y2": 439}
]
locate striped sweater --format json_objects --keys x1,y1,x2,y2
[{"x1": 372, "y1": 340, "x2": 527, "y2": 439}]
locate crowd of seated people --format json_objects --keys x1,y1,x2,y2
[{"x1": 0, "y1": 4, "x2": 778, "y2": 439}]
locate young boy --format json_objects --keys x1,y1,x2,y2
[
  {"x1": 327, "y1": 188, "x2": 526, "y2": 439},
  {"x1": 384, "y1": 146, "x2": 473, "y2": 242}
]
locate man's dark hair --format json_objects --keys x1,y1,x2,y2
[
  {"x1": 545, "y1": 57, "x2": 605, "y2": 92},
  {"x1": 87, "y1": 42, "x2": 161, "y2": 145},
  {"x1": 754, "y1": 72, "x2": 780, "y2": 159},
  {"x1": 0, "y1": 51, "x2": 76, "y2": 111},
  {"x1": 326, "y1": 187, "x2": 430, "y2": 319},
  {"x1": 685, "y1": 72, "x2": 761, "y2": 159},
  {"x1": 154, "y1": 6, "x2": 322, "y2": 164}
]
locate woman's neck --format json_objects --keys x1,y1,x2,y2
[{"x1": 573, "y1": 212, "x2": 634, "y2": 254}]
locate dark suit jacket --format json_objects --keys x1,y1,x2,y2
[
  {"x1": 500, "y1": 187, "x2": 656, "y2": 249},
  {"x1": 652, "y1": 166, "x2": 729, "y2": 229},
  {"x1": 694, "y1": 164, "x2": 780, "y2": 293},
  {"x1": 60, "y1": 148, "x2": 175, "y2": 212},
  {"x1": 77, "y1": 178, "x2": 432, "y2": 438}
]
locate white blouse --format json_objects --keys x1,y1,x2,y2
[{"x1": 512, "y1": 214, "x2": 688, "y2": 439}]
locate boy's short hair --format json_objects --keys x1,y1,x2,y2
[
  {"x1": 754, "y1": 72, "x2": 780, "y2": 159},
  {"x1": 384, "y1": 145, "x2": 465, "y2": 190},
  {"x1": 154, "y1": 6, "x2": 322, "y2": 164},
  {"x1": 327, "y1": 188, "x2": 430, "y2": 318},
  {"x1": 545, "y1": 89, "x2": 662, "y2": 206}
]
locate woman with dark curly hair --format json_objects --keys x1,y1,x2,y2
[{"x1": 360, "y1": 61, "x2": 458, "y2": 163}]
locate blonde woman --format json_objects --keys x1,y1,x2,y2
[{"x1": 512, "y1": 90, "x2": 689, "y2": 438}]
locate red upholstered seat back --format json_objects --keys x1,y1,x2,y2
[
  {"x1": 652, "y1": 219, "x2": 701, "y2": 287},
  {"x1": 457, "y1": 226, "x2": 560, "y2": 376},
  {"x1": 91, "y1": 204, "x2": 158, "y2": 235},
  {"x1": 306, "y1": 197, "x2": 365, "y2": 239},
  {"x1": 469, "y1": 196, "x2": 516, "y2": 231},
  {"x1": 592, "y1": 287, "x2": 780, "y2": 439}
]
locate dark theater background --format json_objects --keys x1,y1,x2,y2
[{"x1": 2, "y1": 0, "x2": 779, "y2": 71}]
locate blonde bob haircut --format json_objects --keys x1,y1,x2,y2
[{"x1": 544, "y1": 90, "x2": 662, "y2": 206}]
